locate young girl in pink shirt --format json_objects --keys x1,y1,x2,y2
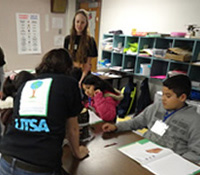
[{"x1": 82, "y1": 74, "x2": 123, "y2": 122}]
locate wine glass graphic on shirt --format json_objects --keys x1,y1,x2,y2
[{"x1": 30, "y1": 80, "x2": 43, "y2": 98}]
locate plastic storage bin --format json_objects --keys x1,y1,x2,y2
[{"x1": 140, "y1": 64, "x2": 151, "y2": 76}]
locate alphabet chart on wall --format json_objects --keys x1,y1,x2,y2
[{"x1": 16, "y1": 13, "x2": 41, "y2": 54}]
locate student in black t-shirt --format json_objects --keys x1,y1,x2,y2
[
  {"x1": 64, "y1": 9, "x2": 98, "y2": 88},
  {"x1": 0, "y1": 48, "x2": 89, "y2": 175},
  {"x1": 0, "y1": 71, "x2": 35, "y2": 133}
]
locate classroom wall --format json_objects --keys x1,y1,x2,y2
[
  {"x1": 99, "y1": 0, "x2": 200, "y2": 59},
  {"x1": 0, "y1": 0, "x2": 76, "y2": 71},
  {"x1": 99, "y1": 0, "x2": 200, "y2": 38}
]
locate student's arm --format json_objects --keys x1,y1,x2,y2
[
  {"x1": 102, "y1": 103, "x2": 155, "y2": 132},
  {"x1": 66, "y1": 117, "x2": 89, "y2": 159},
  {"x1": 102, "y1": 123, "x2": 117, "y2": 132},
  {"x1": 115, "y1": 103, "x2": 156, "y2": 132}
]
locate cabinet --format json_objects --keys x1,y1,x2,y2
[{"x1": 101, "y1": 34, "x2": 200, "y2": 90}]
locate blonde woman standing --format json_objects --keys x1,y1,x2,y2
[{"x1": 64, "y1": 9, "x2": 98, "y2": 87}]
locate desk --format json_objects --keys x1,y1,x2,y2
[{"x1": 62, "y1": 122, "x2": 153, "y2": 175}]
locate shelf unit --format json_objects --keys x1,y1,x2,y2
[{"x1": 101, "y1": 34, "x2": 200, "y2": 90}]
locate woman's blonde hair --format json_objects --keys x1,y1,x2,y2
[{"x1": 69, "y1": 9, "x2": 91, "y2": 64}]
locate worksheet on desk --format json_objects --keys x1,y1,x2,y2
[
  {"x1": 119, "y1": 140, "x2": 173, "y2": 165},
  {"x1": 143, "y1": 153, "x2": 200, "y2": 175},
  {"x1": 118, "y1": 139, "x2": 200, "y2": 175}
]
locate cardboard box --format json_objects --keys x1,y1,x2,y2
[{"x1": 165, "y1": 47, "x2": 191, "y2": 62}]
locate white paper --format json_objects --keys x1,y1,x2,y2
[
  {"x1": 54, "y1": 35, "x2": 64, "y2": 46},
  {"x1": 118, "y1": 139, "x2": 200, "y2": 175},
  {"x1": 88, "y1": 11, "x2": 96, "y2": 37},
  {"x1": 144, "y1": 154, "x2": 200, "y2": 175},
  {"x1": 52, "y1": 17, "x2": 63, "y2": 29},
  {"x1": 16, "y1": 13, "x2": 41, "y2": 54},
  {"x1": 119, "y1": 140, "x2": 172, "y2": 165}
]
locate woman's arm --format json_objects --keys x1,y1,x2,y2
[{"x1": 66, "y1": 117, "x2": 89, "y2": 159}]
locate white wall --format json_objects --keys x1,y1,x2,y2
[
  {"x1": 100, "y1": 0, "x2": 200, "y2": 37},
  {"x1": 0, "y1": 0, "x2": 75, "y2": 71},
  {"x1": 99, "y1": 0, "x2": 200, "y2": 55}
]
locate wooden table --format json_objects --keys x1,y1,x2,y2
[{"x1": 62, "y1": 122, "x2": 153, "y2": 175}]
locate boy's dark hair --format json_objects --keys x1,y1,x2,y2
[
  {"x1": 82, "y1": 74, "x2": 116, "y2": 94},
  {"x1": 2, "y1": 71, "x2": 35, "y2": 100},
  {"x1": 163, "y1": 75, "x2": 191, "y2": 97}
]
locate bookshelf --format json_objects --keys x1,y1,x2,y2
[{"x1": 101, "y1": 34, "x2": 200, "y2": 91}]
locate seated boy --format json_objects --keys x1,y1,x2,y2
[{"x1": 102, "y1": 75, "x2": 200, "y2": 163}]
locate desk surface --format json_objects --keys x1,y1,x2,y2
[{"x1": 62, "y1": 122, "x2": 153, "y2": 175}]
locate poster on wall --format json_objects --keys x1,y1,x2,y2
[
  {"x1": 16, "y1": 13, "x2": 41, "y2": 54},
  {"x1": 88, "y1": 11, "x2": 96, "y2": 37}
]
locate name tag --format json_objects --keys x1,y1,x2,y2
[
  {"x1": 150, "y1": 120, "x2": 169, "y2": 136},
  {"x1": 68, "y1": 44, "x2": 78, "y2": 50}
]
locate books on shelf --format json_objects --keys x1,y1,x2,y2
[{"x1": 118, "y1": 139, "x2": 200, "y2": 175}]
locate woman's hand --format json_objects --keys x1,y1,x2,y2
[{"x1": 76, "y1": 145, "x2": 89, "y2": 159}]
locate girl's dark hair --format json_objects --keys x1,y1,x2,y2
[
  {"x1": 163, "y1": 74, "x2": 191, "y2": 97},
  {"x1": 2, "y1": 71, "x2": 35, "y2": 100},
  {"x1": 82, "y1": 74, "x2": 116, "y2": 94},
  {"x1": 13, "y1": 71, "x2": 35, "y2": 90},
  {"x1": 35, "y1": 48, "x2": 73, "y2": 75},
  {"x1": 2, "y1": 77, "x2": 15, "y2": 100},
  {"x1": 69, "y1": 9, "x2": 90, "y2": 64}
]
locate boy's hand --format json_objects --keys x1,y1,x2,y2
[{"x1": 102, "y1": 123, "x2": 117, "y2": 132}]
